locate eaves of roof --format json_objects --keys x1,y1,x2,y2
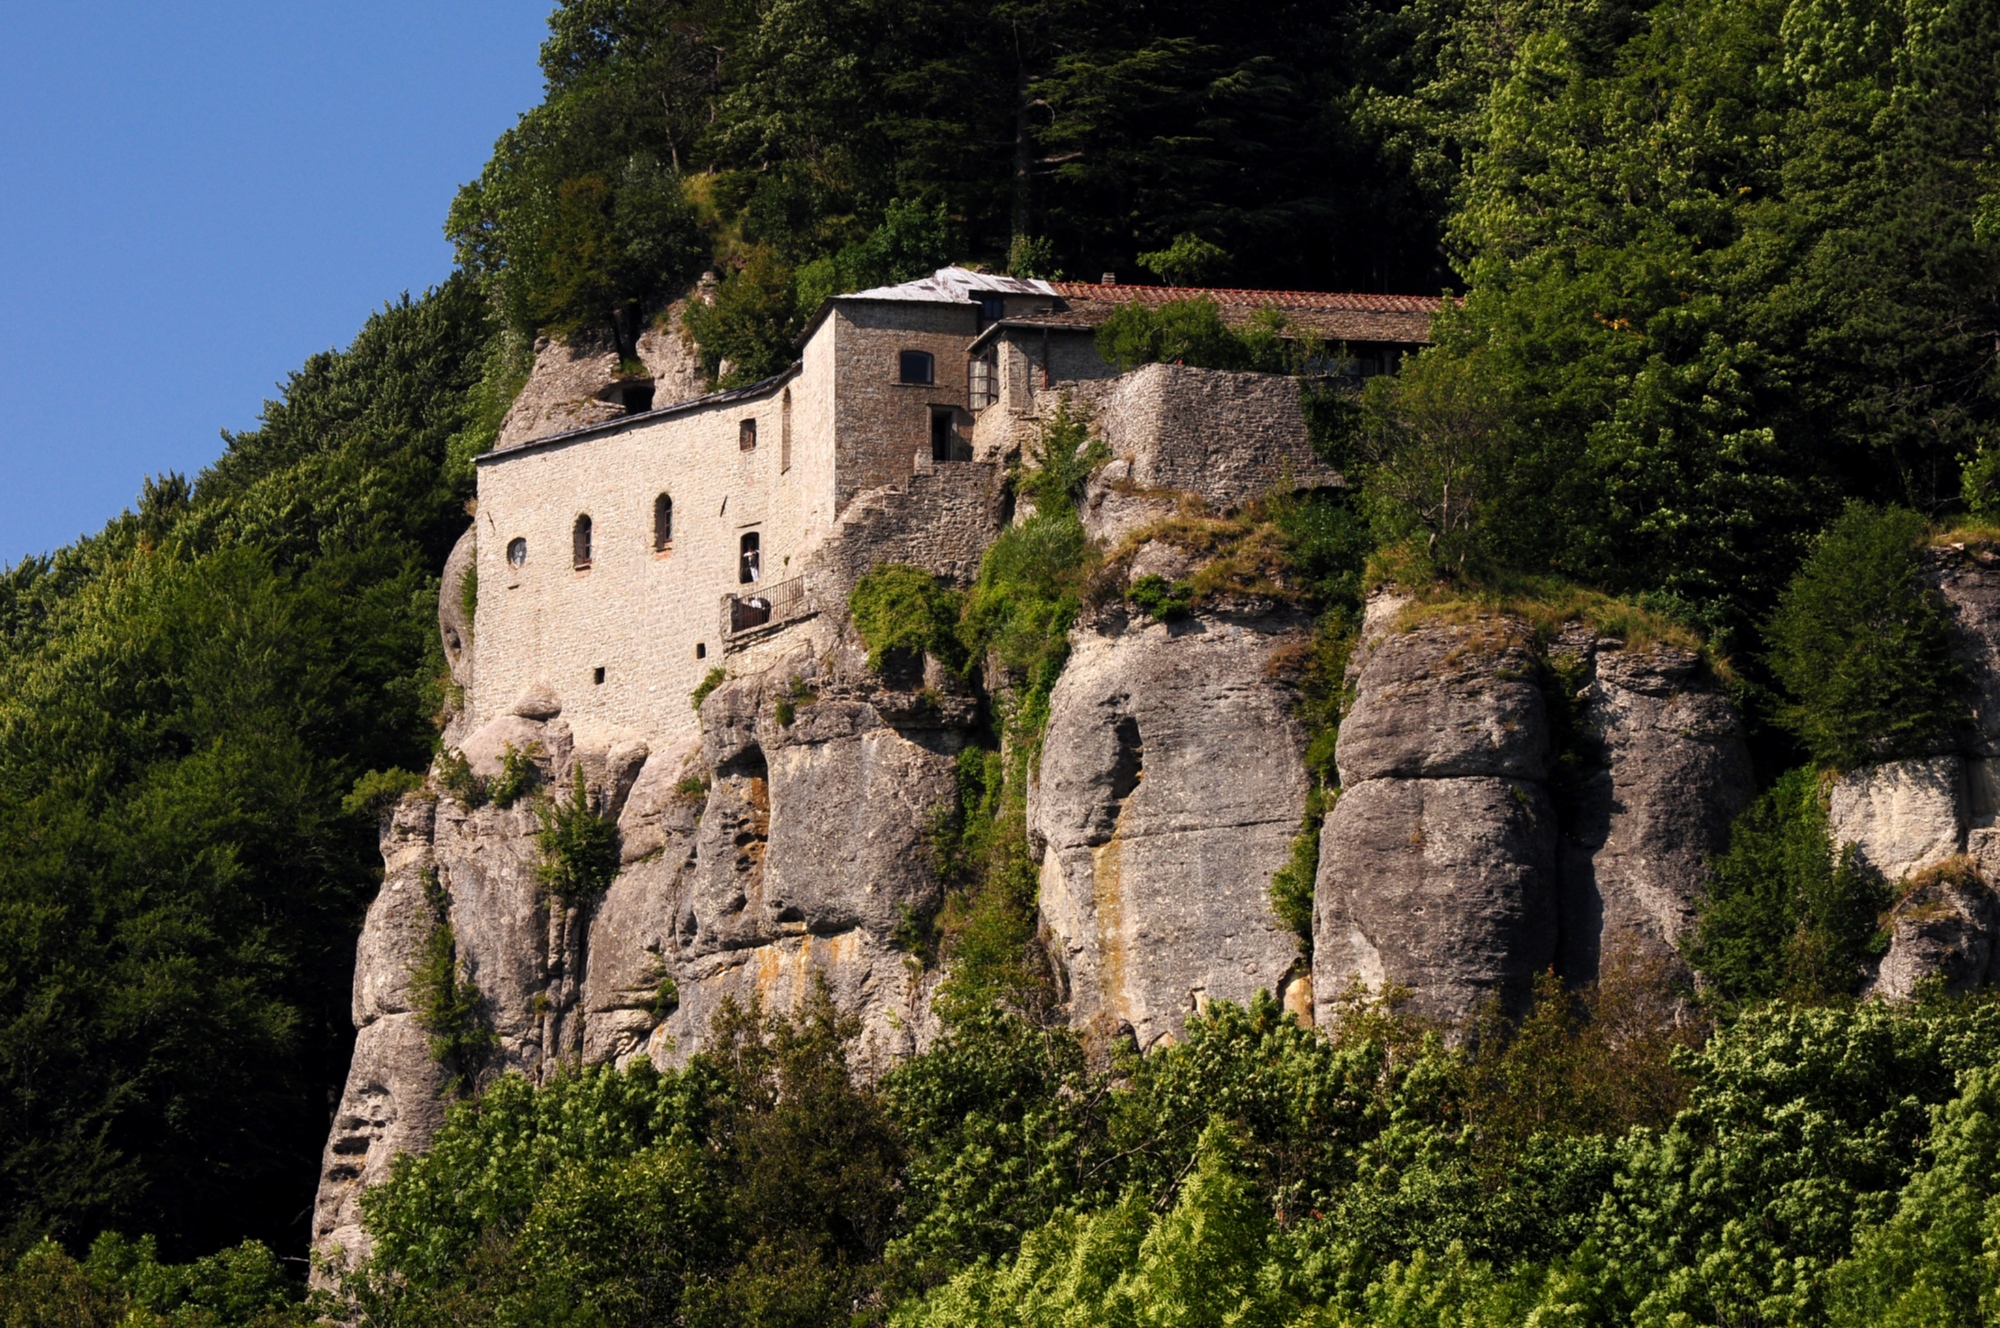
[
  {"x1": 966, "y1": 318, "x2": 1098, "y2": 354},
  {"x1": 477, "y1": 363, "x2": 802, "y2": 465}
]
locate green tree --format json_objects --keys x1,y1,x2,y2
[
  {"x1": 0, "y1": 283, "x2": 490, "y2": 1259},
  {"x1": 1689, "y1": 766, "x2": 1893, "y2": 1003},
  {"x1": 1766, "y1": 503, "x2": 1964, "y2": 769}
]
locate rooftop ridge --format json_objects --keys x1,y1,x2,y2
[{"x1": 1048, "y1": 282, "x2": 1447, "y2": 313}]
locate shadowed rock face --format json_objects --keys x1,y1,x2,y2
[
  {"x1": 1032, "y1": 611, "x2": 1309, "y2": 1050},
  {"x1": 1936, "y1": 547, "x2": 2000, "y2": 759},
  {"x1": 1317, "y1": 775, "x2": 1557, "y2": 1020},
  {"x1": 1315, "y1": 596, "x2": 1751, "y2": 1028},
  {"x1": 1554, "y1": 634, "x2": 1753, "y2": 979}
]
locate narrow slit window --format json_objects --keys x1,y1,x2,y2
[
  {"x1": 899, "y1": 350, "x2": 935, "y2": 384},
  {"x1": 739, "y1": 417, "x2": 757, "y2": 451},
  {"x1": 739, "y1": 531, "x2": 761, "y2": 584},
  {"x1": 593, "y1": 666, "x2": 606, "y2": 685},
  {"x1": 573, "y1": 515, "x2": 593, "y2": 569},
  {"x1": 653, "y1": 494, "x2": 673, "y2": 551},
  {"x1": 780, "y1": 388, "x2": 792, "y2": 472}
]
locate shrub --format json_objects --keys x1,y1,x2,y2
[
  {"x1": 1766, "y1": 503, "x2": 1965, "y2": 768},
  {"x1": 691, "y1": 666, "x2": 727, "y2": 710},
  {"x1": 1093, "y1": 297, "x2": 1299, "y2": 373},
  {"x1": 341, "y1": 767, "x2": 425, "y2": 819},
  {"x1": 1688, "y1": 766, "x2": 1893, "y2": 1003},
  {"x1": 850, "y1": 566, "x2": 966, "y2": 672},
  {"x1": 960, "y1": 402, "x2": 1105, "y2": 750},
  {"x1": 1267, "y1": 788, "x2": 1328, "y2": 949},
  {"x1": 409, "y1": 869, "x2": 493, "y2": 1096},
  {"x1": 435, "y1": 747, "x2": 486, "y2": 807},
  {"x1": 535, "y1": 768, "x2": 622, "y2": 908},
  {"x1": 488, "y1": 741, "x2": 540, "y2": 809},
  {"x1": 1127, "y1": 573, "x2": 1194, "y2": 621}
]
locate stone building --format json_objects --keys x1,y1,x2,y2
[{"x1": 464, "y1": 268, "x2": 1441, "y2": 749}]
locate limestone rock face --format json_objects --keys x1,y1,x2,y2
[
  {"x1": 311, "y1": 705, "x2": 674, "y2": 1271},
  {"x1": 495, "y1": 334, "x2": 630, "y2": 450},
  {"x1": 1871, "y1": 861, "x2": 2000, "y2": 1000},
  {"x1": 1316, "y1": 775, "x2": 1557, "y2": 1019},
  {"x1": 1333, "y1": 617, "x2": 1548, "y2": 783},
  {"x1": 1314, "y1": 600, "x2": 1558, "y2": 1026},
  {"x1": 581, "y1": 743, "x2": 703, "y2": 1067},
  {"x1": 655, "y1": 646, "x2": 971, "y2": 1069},
  {"x1": 1033, "y1": 611, "x2": 1308, "y2": 1049},
  {"x1": 636, "y1": 303, "x2": 708, "y2": 408},
  {"x1": 1316, "y1": 597, "x2": 1751, "y2": 1026},
  {"x1": 1555, "y1": 636, "x2": 1753, "y2": 978},
  {"x1": 1827, "y1": 756, "x2": 1966, "y2": 883},
  {"x1": 311, "y1": 796, "x2": 449, "y2": 1276}
]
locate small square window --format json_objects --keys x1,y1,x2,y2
[
  {"x1": 740, "y1": 418, "x2": 757, "y2": 450},
  {"x1": 593, "y1": 666, "x2": 606, "y2": 685},
  {"x1": 899, "y1": 350, "x2": 935, "y2": 385}
]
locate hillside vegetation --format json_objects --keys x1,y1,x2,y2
[{"x1": 1, "y1": 0, "x2": 1998, "y2": 1324}]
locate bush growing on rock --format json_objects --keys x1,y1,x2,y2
[
  {"x1": 1767, "y1": 503, "x2": 1965, "y2": 769},
  {"x1": 851, "y1": 565, "x2": 966, "y2": 672},
  {"x1": 1688, "y1": 767, "x2": 1892, "y2": 1004}
]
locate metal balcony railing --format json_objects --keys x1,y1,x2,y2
[{"x1": 721, "y1": 574, "x2": 811, "y2": 642}]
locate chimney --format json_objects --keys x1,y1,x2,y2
[{"x1": 1101, "y1": 272, "x2": 1117, "y2": 285}]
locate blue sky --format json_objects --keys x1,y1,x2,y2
[{"x1": 0, "y1": 2, "x2": 553, "y2": 565}]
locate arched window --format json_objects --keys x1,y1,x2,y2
[
  {"x1": 739, "y1": 531, "x2": 761, "y2": 584},
  {"x1": 899, "y1": 350, "x2": 935, "y2": 384},
  {"x1": 653, "y1": 494, "x2": 673, "y2": 551},
  {"x1": 573, "y1": 515, "x2": 593, "y2": 570},
  {"x1": 507, "y1": 537, "x2": 527, "y2": 568}
]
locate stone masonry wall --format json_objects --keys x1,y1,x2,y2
[
  {"x1": 831, "y1": 300, "x2": 981, "y2": 510},
  {"x1": 472, "y1": 369, "x2": 833, "y2": 750},
  {"x1": 799, "y1": 461, "x2": 1007, "y2": 613},
  {"x1": 973, "y1": 354, "x2": 1335, "y2": 516}
]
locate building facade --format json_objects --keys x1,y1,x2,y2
[{"x1": 467, "y1": 268, "x2": 1441, "y2": 747}]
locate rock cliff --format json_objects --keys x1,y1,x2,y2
[
  {"x1": 1032, "y1": 607, "x2": 1312, "y2": 1049},
  {"x1": 1313, "y1": 596, "x2": 1751, "y2": 1027},
  {"x1": 1836, "y1": 544, "x2": 2000, "y2": 994},
  {"x1": 314, "y1": 384, "x2": 1778, "y2": 1269}
]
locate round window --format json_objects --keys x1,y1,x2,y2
[{"x1": 507, "y1": 537, "x2": 527, "y2": 568}]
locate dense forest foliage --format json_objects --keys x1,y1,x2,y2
[{"x1": 2, "y1": 0, "x2": 1999, "y2": 1322}]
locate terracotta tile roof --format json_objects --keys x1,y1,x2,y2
[
  {"x1": 1049, "y1": 282, "x2": 1442, "y2": 313},
  {"x1": 1030, "y1": 282, "x2": 1446, "y2": 345}
]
